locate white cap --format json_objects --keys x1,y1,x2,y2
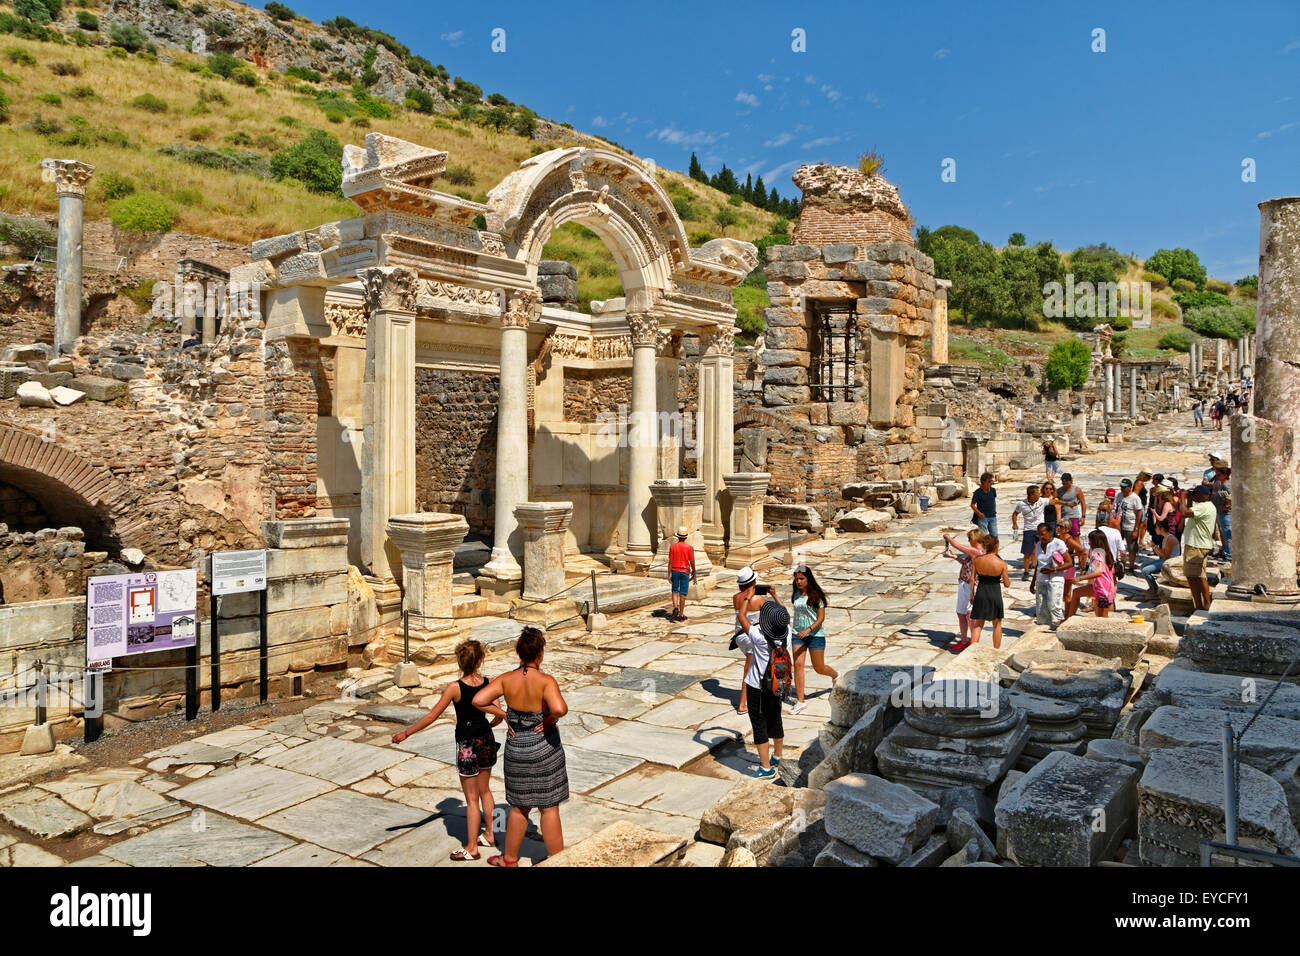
[{"x1": 735, "y1": 566, "x2": 757, "y2": 588}]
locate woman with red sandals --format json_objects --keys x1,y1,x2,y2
[
  {"x1": 473, "y1": 627, "x2": 569, "y2": 867},
  {"x1": 943, "y1": 530, "x2": 985, "y2": 652},
  {"x1": 392, "y1": 639, "x2": 504, "y2": 862},
  {"x1": 967, "y1": 536, "x2": 1011, "y2": 650}
]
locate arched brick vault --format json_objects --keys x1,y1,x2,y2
[
  {"x1": 0, "y1": 424, "x2": 141, "y2": 551},
  {"x1": 734, "y1": 408, "x2": 796, "y2": 441}
]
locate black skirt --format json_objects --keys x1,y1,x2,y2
[{"x1": 970, "y1": 577, "x2": 1004, "y2": 620}]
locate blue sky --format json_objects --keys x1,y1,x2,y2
[{"x1": 288, "y1": 0, "x2": 1299, "y2": 280}]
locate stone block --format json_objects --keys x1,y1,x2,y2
[
  {"x1": 1151, "y1": 666, "x2": 1300, "y2": 719},
  {"x1": 1, "y1": 343, "x2": 50, "y2": 363},
  {"x1": 940, "y1": 839, "x2": 983, "y2": 866},
  {"x1": 762, "y1": 326, "x2": 808, "y2": 351},
  {"x1": 263, "y1": 517, "x2": 351, "y2": 549},
  {"x1": 1054, "y1": 616, "x2": 1153, "y2": 666},
  {"x1": 812, "y1": 838, "x2": 877, "y2": 867},
  {"x1": 537, "y1": 822, "x2": 686, "y2": 867},
  {"x1": 763, "y1": 306, "x2": 802, "y2": 328},
  {"x1": 251, "y1": 231, "x2": 309, "y2": 261},
  {"x1": 946, "y1": 807, "x2": 997, "y2": 859},
  {"x1": 826, "y1": 402, "x2": 870, "y2": 426},
  {"x1": 48, "y1": 386, "x2": 85, "y2": 406},
  {"x1": 1181, "y1": 616, "x2": 1300, "y2": 676},
  {"x1": 266, "y1": 545, "x2": 348, "y2": 579},
  {"x1": 821, "y1": 243, "x2": 859, "y2": 263},
  {"x1": 20, "y1": 723, "x2": 55, "y2": 755},
  {"x1": 758, "y1": 349, "x2": 808, "y2": 367},
  {"x1": 765, "y1": 385, "x2": 812, "y2": 406},
  {"x1": 835, "y1": 508, "x2": 894, "y2": 533},
  {"x1": 764, "y1": 365, "x2": 808, "y2": 386},
  {"x1": 16, "y1": 381, "x2": 54, "y2": 407},
  {"x1": 1085, "y1": 738, "x2": 1145, "y2": 770},
  {"x1": 70, "y1": 375, "x2": 126, "y2": 402},
  {"x1": 809, "y1": 704, "x2": 885, "y2": 789},
  {"x1": 766, "y1": 817, "x2": 831, "y2": 868},
  {"x1": 28, "y1": 371, "x2": 73, "y2": 389},
  {"x1": 1139, "y1": 706, "x2": 1300, "y2": 776},
  {"x1": 109, "y1": 363, "x2": 145, "y2": 381},
  {"x1": 699, "y1": 780, "x2": 824, "y2": 846},
  {"x1": 823, "y1": 773, "x2": 939, "y2": 863},
  {"x1": 994, "y1": 750, "x2": 1139, "y2": 866},
  {"x1": 830, "y1": 664, "x2": 930, "y2": 728}
]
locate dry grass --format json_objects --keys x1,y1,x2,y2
[{"x1": 0, "y1": 32, "x2": 781, "y2": 301}]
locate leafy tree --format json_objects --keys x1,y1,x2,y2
[
  {"x1": 404, "y1": 86, "x2": 434, "y2": 114},
  {"x1": 1068, "y1": 243, "x2": 1126, "y2": 287},
  {"x1": 929, "y1": 235, "x2": 1009, "y2": 323},
  {"x1": 1001, "y1": 241, "x2": 1064, "y2": 329},
  {"x1": 13, "y1": 0, "x2": 56, "y2": 25},
  {"x1": 931, "y1": 224, "x2": 981, "y2": 246},
  {"x1": 264, "y1": 2, "x2": 296, "y2": 21},
  {"x1": 1008, "y1": 232, "x2": 1026, "y2": 247},
  {"x1": 480, "y1": 107, "x2": 508, "y2": 131},
  {"x1": 711, "y1": 164, "x2": 739, "y2": 195},
  {"x1": 1182, "y1": 303, "x2": 1255, "y2": 340},
  {"x1": 109, "y1": 23, "x2": 149, "y2": 52},
  {"x1": 75, "y1": 10, "x2": 97, "y2": 29},
  {"x1": 714, "y1": 206, "x2": 738, "y2": 235},
  {"x1": 206, "y1": 51, "x2": 240, "y2": 77},
  {"x1": 1157, "y1": 328, "x2": 1197, "y2": 352},
  {"x1": 688, "y1": 152, "x2": 707, "y2": 183},
  {"x1": 510, "y1": 112, "x2": 536, "y2": 137},
  {"x1": 915, "y1": 225, "x2": 932, "y2": 254},
  {"x1": 270, "y1": 128, "x2": 343, "y2": 195},
  {"x1": 1174, "y1": 290, "x2": 1230, "y2": 313},
  {"x1": 1235, "y1": 273, "x2": 1258, "y2": 290},
  {"x1": 1044, "y1": 339, "x2": 1091, "y2": 390},
  {"x1": 1146, "y1": 247, "x2": 1205, "y2": 290}
]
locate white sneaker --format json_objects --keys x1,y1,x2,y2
[{"x1": 791, "y1": 700, "x2": 808, "y2": 715}]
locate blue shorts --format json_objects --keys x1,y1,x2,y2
[
  {"x1": 793, "y1": 635, "x2": 826, "y2": 651},
  {"x1": 670, "y1": 570, "x2": 691, "y2": 595}
]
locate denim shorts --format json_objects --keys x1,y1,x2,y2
[
  {"x1": 794, "y1": 634, "x2": 826, "y2": 651},
  {"x1": 670, "y1": 570, "x2": 691, "y2": 595}
]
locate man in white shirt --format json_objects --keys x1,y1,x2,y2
[
  {"x1": 1011, "y1": 485, "x2": 1047, "y2": 580},
  {"x1": 1118, "y1": 478, "x2": 1143, "y2": 573},
  {"x1": 1099, "y1": 514, "x2": 1127, "y2": 574},
  {"x1": 734, "y1": 601, "x2": 793, "y2": 780},
  {"x1": 1030, "y1": 523, "x2": 1067, "y2": 626}
]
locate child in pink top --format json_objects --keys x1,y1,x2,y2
[{"x1": 1067, "y1": 529, "x2": 1116, "y2": 618}]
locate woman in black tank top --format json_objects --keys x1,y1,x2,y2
[{"x1": 393, "y1": 639, "x2": 505, "y2": 861}]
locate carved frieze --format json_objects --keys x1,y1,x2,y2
[{"x1": 325, "y1": 303, "x2": 367, "y2": 338}]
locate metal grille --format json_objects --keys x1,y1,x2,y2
[{"x1": 809, "y1": 301, "x2": 858, "y2": 402}]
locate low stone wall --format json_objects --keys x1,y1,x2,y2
[
  {"x1": 0, "y1": 525, "x2": 99, "y2": 604},
  {"x1": 0, "y1": 518, "x2": 377, "y2": 753}
]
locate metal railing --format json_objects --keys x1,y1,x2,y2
[{"x1": 30, "y1": 245, "x2": 127, "y2": 273}]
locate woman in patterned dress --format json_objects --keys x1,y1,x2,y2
[{"x1": 473, "y1": 626, "x2": 569, "y2": 867}]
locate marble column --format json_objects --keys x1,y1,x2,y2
[
  {"x1": 513, "y1": 501, "x2": 576, "y2": 628},
  {"x1": 723, "y1": 472, "x2": 771, "y2": 569},
  {"x1": 386, "y1": 512, "x2": 468, "y2": 638},
  {"x1": 202, "y1": 281, "x2": 219, "y2": 344},
  {"x1": 40, "y1": 159, "x2": 94, "y2": 355},
  {"x1": 697, "y1": 323, "x2": 736, "y2": 556},
  {"x1": 1215, "y1": 338, "x2": 1225, "y2": 374},
  {"x1": 624, "y1": 312, "x2": 660, "y2": 568},
  {"x1": 930, "y1": 279, "x2": 951, "y2": 364},
  {"x1": 479, "y1": 290, "x2": 537, "y2": 600},
  {"x1": 655, "y1": 330, "x2": 681, "y2": 480},
  {"x1": 1189, "y1": 341, "x2": 1199, "y2": 387},
  {"x1": 648, "y1": 478, "x2": 714, "y2": 582},
  {"x1": 1104, "y1": 362, "x2": 1114, "y2": 413},
  {"x1": 1129, "y1": 366, "x2": 1138, "y2": 417},
  {"x1": 359, "y1": 267, "x2": 417, "y2": 591},
  {"x1": 1229, "y1": 196, "x2": 1300, "y2": 601}
]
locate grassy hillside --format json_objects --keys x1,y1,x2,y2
[{"x1": 0, "y1": 26, "x2": 781, "y2": 311}]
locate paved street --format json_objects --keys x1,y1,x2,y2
[{"x1": 0, "y1": 412, "x2": 1229, "y2": 867}]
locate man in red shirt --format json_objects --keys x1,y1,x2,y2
[{"x1": 667, "y1": 526, "x2": 696, "y2": 622}]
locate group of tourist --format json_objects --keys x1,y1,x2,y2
[
  {"x1": 392, "y1": 627, "x2": 570, "y2": 867},
  {"x1": 1192, "y1": 385, "x2": 1250, "y2": 431}
]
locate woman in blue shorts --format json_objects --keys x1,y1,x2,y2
[{"x1": 790, "y1": 565, "x2": 837, "y2": 716}]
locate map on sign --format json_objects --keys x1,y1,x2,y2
[
  {"x1": 211, "y1": 549, "x2": 268, "y2": 595},
  {"x1": 86, "y1": 569, "x2": 198, "y2": 661}
]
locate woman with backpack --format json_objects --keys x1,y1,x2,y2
[
  {"x1": 967, "y1": 536, "x2": 1011, "y2": 649},
  {"x1": 790, "y1": 565, "x2": 837, "y2": 715},
  {"x1": 731, "y1": 567, "x2": 768, "y2": 715},
  {"x1": 734, "y1": 601, "x2": 794, "y2": 780},
  {"x1": 392, "y1": 639, "x2": 505, "y2": 861}
]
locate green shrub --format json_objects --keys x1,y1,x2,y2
[
  {"x1": 1235, "y1": 274, "x2": 1258, "y2": 290},
  {"x1": 190, "y1": 3, "x2": 207, "y2": 15},
  {"x1": 689, "y1": 230, "x2": 716, "y2": 245},
  {"x1": 1205, "y1": 277, "x2": 1232, "y2": 295},
  {"x1": 1183, "y1": 303, "x2": 1256, "y2": 340},
  {"x1": 1174, "y1": 290, "x2": 1230, "y2": 312},
  {"x1": 14, "y1": 0, "x2": 57, "y2": 26},
  {"x1": 1140, "y1": 270, "x2": 1166, "y2": 290},
  {"x1": 224, "y1": 130, "x2": 252, "y2": 145},
  {"x1": 161, "y1": 0, "x2": 181, "y2": 10},
  {"x1": 253, "y1": 133, "x2": 279, "y2": 151},
  {"x1": 1171, "y1": 277, "x2": 1196, "y2": 293},
  {"x1": 188, "y1": 125, "x2": 211, "y2": 141},
  {"x1": 350, "y1": 83, "x2": 389, "y2": 117},
  {"x1": 672, "y1": 196, "x2": 698, "y2": 221},
  {"x1": 106, "y1": 46, "x2": 127, "y2": 59},
  {"x1": 1151, "y1": 298, "x2": 1179, "y2": 319},
  {"x1": 204, "y1": 18, "x2": 232, "y2": 38},
  {"x1": 322, "y1": 107, "x2": 345, "y2": 123},
  {"x1": 331, "y1": 68, "x2": 350, "y2": 84},
  {"x1": 404, "y1": 85, "x2": 433, "y2": 114},
  {"x1": 1044, "y1": 339, "x2": 1091, "y2": 390},
  {"x1": 157, "y1": 142, "x2": 272, "y2": 177},
  {"x1": 350, "y1": 115, "x2": 369, "y2": 128},
  {"x1": 231, "y1": 66, "x2": 257, "y2": 87},
  {"x1": 67, "y1": 83, "x2": 95, "y2": 98},
  {"x1": 70, "y1": 29, "x2": 90, "y2": 46},
  {"x1": 138, "y1": 50, "x2": 158, "y2": 63},
  {"x1": 0, "y1": 87, "x2": 9, "y2": 123},
  {"x1": 510, "y1": 113, "x2": 536, "y2": 138},
  {"x1": 75, "y1": 10, "x2": 97, "y2": 29},
  {"x1": 24, "y1": 114, "x2": 61, "y2": 134},
  {"x1": 97, "y1": 171, "x2": 135, "y2": 200},
  {"x1": 110, "y1": 191, "x2": 177, "y2": 233},
  {"x1": 1146, "y1": 248, "x2": 1206, "y2": 290},
  {"x1": 0, "y1": 215, "x2": 55, "y2": 254},
  {"x1": 5, "y1": 46, "x2": 36, "y2": 65},
  {"x1": 310, "y1": 37, "x2": 329, "y2": 51},
  {"x1": 444, "y1": 164, "x2": 475, "y2": 186},
  {"x1": 285, "y1": 64, "x2": 319, "y2": 83},
  {"x1": 206, "y1": 50, "x2": 239, "y2": 77},
  {"x1": 265, "y1": 2, "x2": 297, "y2": 21},
  {"x1": 48, "y1": 60, "x2": 78, "y2": 76},
  {"x1": 130, "y1": 92, "x2": 167, "y2": 113},
  {"x1": 0, "y1": 13, "x2": 56, "y2": 41},
  {"x1": 1157, "y1": 328, "x2": 1197, "y2": 352},
  {"x1": 727, "y1": 193, "x2": 744, "y2": 207},
  {"x1": 36, "y1": 91, "x2": 59, "y2": 104},
  {"x1": 108, "y1": 23, "x2": 148, "y2": 52},
  {"x1": 269, "y1": 128, "x2": 342, "y2": 194}
]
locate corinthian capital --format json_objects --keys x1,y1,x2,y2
[
  {"x1": 503, "y1": 289, "x2": 540, "y2": 328},
  {"x1": 627, "y1": 312, "x2": 660, "y2": 347},
  {"x1": 700, "y1": 323, "x2": 736, "y2": 357},
  {"x1": 359, "y1": 266, "x2": 418, "y2": 313},
  {"x1": 40, "y1": 159, "x2": 95, "y2": 199}
]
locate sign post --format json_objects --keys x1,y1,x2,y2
[{"x1": 210, "y1": 549, "x2": 269, "y2": 707}]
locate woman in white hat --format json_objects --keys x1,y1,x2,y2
[{"x1": 731, "y1": 567, "x2": 766, "y2": 714}]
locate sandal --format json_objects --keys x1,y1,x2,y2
[
  {"x1": 487, "y1": 854, "x2": 519, "y2": 867},
  {"x1": 949, "y1": 638, "x2": 972, "y2": 653},
  {"x1": 449, "y1": 848, "x2": 479, "y2": 861},
  {"x1": 478, "y1": 833, "x2": 495, "y2": 849}
]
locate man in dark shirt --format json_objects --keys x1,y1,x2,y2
[
  {"x1": 1210, "y1": 465, "x2": 1231, "y2": 561},
  {"x1": 972, "y1": 472, "x2": 998, "y2": 538}
]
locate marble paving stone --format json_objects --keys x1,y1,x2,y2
[
  {"x1": 258, "y1": 788, "x2": 427, "y2": 857},
  {"x1": 601, "y1": 667, "x2": 699, "y2": 696},
  {"x1": 862, "y1": 646, "x2": 947, "y2": 667},
  {"x1": 192, "y1": 727, "x2": 284, "y2": 754},
  {"x1": 383, "y1": 786, "x2": 468, "y2": 814},
  {"x1": 671, "y1": 621, "x2": 735, "y2": 637},
  {"x1": 65, "y1": 855, "x2": 128, "y2": 868},
  {"x1": 1, "y1": 797, "x2": 92, "y2": 839},
  {"x1": 590, "y1": 767, "x2": 736, "y2": 818},
  {"x1": 170, "y1": 764, "x2": 337, "y2": 820},
  {"x1": 390, "y1": 726, "x2": 455, "y2": 761},
  {"x1": 639, "y1": 697, "x2": 733, "y2": 729},
  {"x1": 564, "y1": 745, "x2": 645, "y2": 794},
  {"x1": 101, "y1": 813, "x2": 294, "y2": 867},
  {"x1": 3, "y1": 843, "x2": 69, "y2": 867},
  {"x1": 144, "y1": 741, "x2": 241, "y2": 771},
  {"x1": 251, "y1": 843, "x2": 351, "y2": 866},
  {"x1": 572, "y1": 721, "x2": 714, "y2": 769},
  {"x1": 264, "y1": 736, "x2": 409, "y2": 786},
  {"x1": 37, "y1": 769, "x2": 143, "y2": 795},
  {"x1": 562, "y1": 685, "x2": 671, "y2": 720},
  {"x1": 382, "y1": 755, "x2": 449, "y2": 788},
  {"x1": 604, "y1": 641, "x2": 679, "y2": 669},
  {"x1": 669, "y1": 640, "x2": 741, "y2": 657},
  {"x1": 650, "y1": 653, "x2": 737, "y2": 676},
  {"x1": 360, "y1": 820, "x2": 473, "y2": 866}
]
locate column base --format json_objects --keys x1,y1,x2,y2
[
  {"x1": 385, "y1": 623, "x2": 461, "y2": 665},
  {"x1": 366, "y1": 577, "x2": 403, "y2": 628},
  {"x1": 1225, "y1": 584, "x2": 1300, "y2": 604},
  {"x1": 511, "y1": 597, "x2": 582, "y2": 630},
  {"x1": 725, "y1": 545, "x2": 769, "y2": 570},
  {"x1": 619, "y1": 546, "x2": 655, "y2": 573},
  {"x1": 477, "y1": 554, "x2": 523, "y2": 601}
]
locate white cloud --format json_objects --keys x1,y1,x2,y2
[
  {"x1": 803, "y1": 74, "x2": 817, "y2": 84},
  {"x1": 762, "y1": 158, "x2": 804, "y2": 183},
  {"x1": 763, "y1": 84, "x2": 773, "y2": 92},
  {"x1": 1257, "y1": 120, "x2": 1298, "y2": 139},
  {"x1": 757, "y1": 73, "x2": 775, "y2": 83},
  {"x1": 933, "y1": 48, "x2": 951, "y2": 59},
  {"x1": 440, "y1": 30, "x2": 465, "y2": 47},
  {"x1": 764, "y1": 132, "x2": 795, "y2": 147},
  {"x1": 803, "y1": 135, "x2": 842, "y2": 149},
  {"x1": 652, "y1": 126, "x2": 718, "y2": 146},
  {"x1": 820, "y1": 84, "x2": 841, "y2": 102},
  {"x1": 591, "y1": 116, "x2": 609, "y2": 128},
  {"x1": 1285, "y1": 39, "x2": 1300, "y2": 53},
  {"x1": 736, "y1": 91, "x2": 760, "y2": 108}
]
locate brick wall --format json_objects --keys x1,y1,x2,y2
[
  {"x1": 415, "y1": 368, "x2": 499, "y2": 534},
  {"x1": 563, "y1": 367, "x2": 631, "y2": 423},
  {"x1": 791, "y1": 206, "x2": 914, "y2": 246},
  {"x1": 263, "y1": 337, "x2": 321, "y2": 520}
]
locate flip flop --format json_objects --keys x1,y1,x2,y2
[
  {"x1": 478, "y1": 833, "x2": 495, "y2": 848},
  {"x1": 487, "y1": 854, "x2": 518, "y2": 867},
  {"x1": 449, "y1": 848, "x2": 479, "y2": 861}
]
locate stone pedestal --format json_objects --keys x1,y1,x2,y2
[
  {"x1": 1228, "y1": 195, "x2": 1300, "y2": 602},
  {"x1": 723, "y1": 472, "x2": 771, "y2": 569},
  {"x1": 41, "y1": 159, "x2": 94, "y2": 355},
  {"x1": 512, "y1": 501, "x2": 578, "y2": 629},
  {"x1": 648, "y1": 478, "x2": 714, "y2": 587},
  {"x1": 479, "y1": 291, "x2": 537, "y2": 600},
  {"x1": 624, "y1": 313, "x2": 660, "y2": 569},
  {"x1": 386, "y1": 512, "x2": 469, "y2": 646}
]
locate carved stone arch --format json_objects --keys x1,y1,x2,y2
[
  {"x1": 486, "y1": 147, "x2": 693, "y2": 296},
  {"x1": 0, "y1": 425, "x2": 139, "y2": 551}
]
